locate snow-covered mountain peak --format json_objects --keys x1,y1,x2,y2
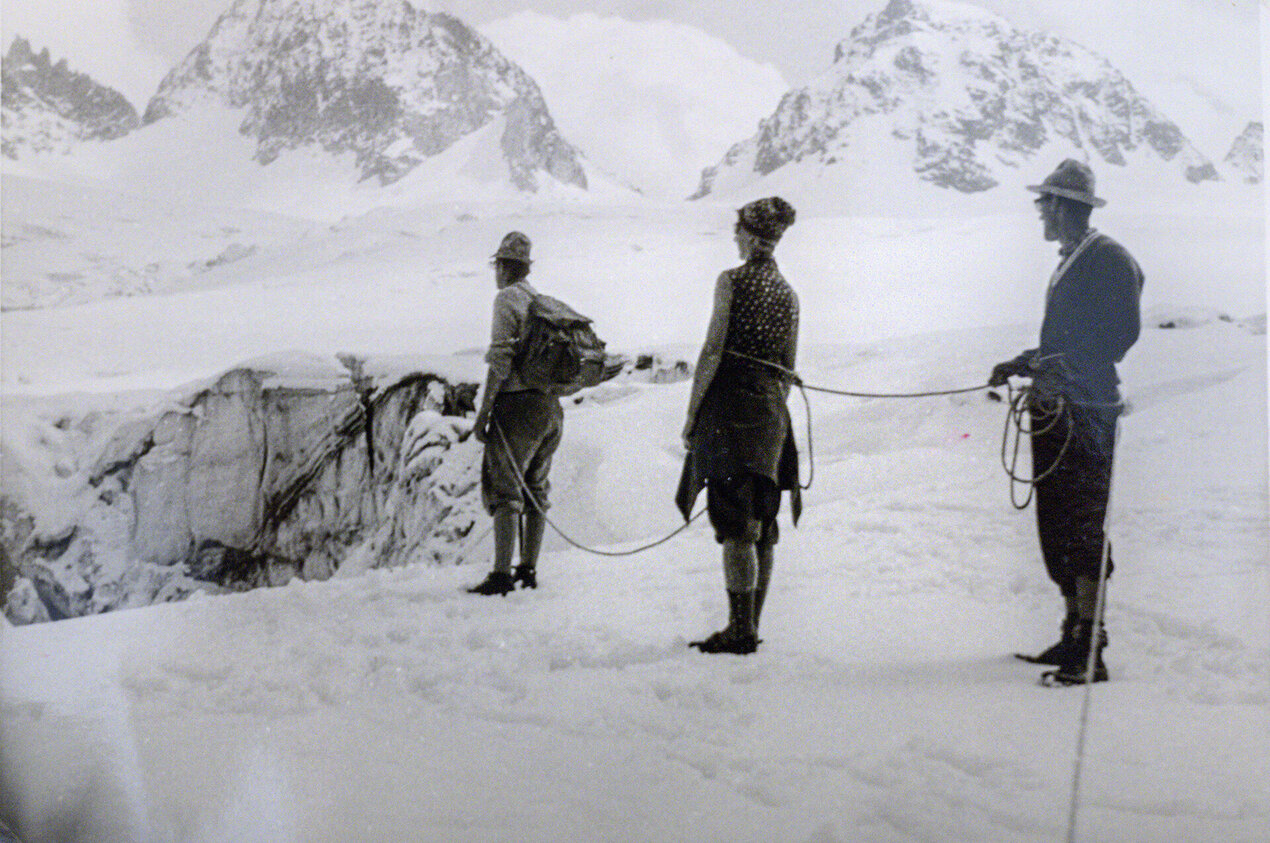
[
  {"x1": 696, "y1": 0, "x2": 1218, "y2": 207},
  {"x1": 870, "y1": 0, "x2": 1008, "y2": 31},
  {"x1": 141, "y1": 0, "x2": 586, "y2": 190},
  {"x1": 830, "y1": 0, "x2": 1012, "y2": 63}
]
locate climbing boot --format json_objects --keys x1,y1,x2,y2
[
  {"x1": 1042, "y1": 621, "x2": 1109, "y2": 686},
  {"x1": 690, "y1": 590, "x2": 758, "y2": 655},
  {"x1": 689, "y1": 627, "x2": 759, "y2": 655},
  {"x1": 467, "y1": 570, "x2": 515, "y2": 596},
  {"x1": 513, "y1": 564, "x2": 537, "y2": 590},
  {"x1": 1015, "y1": 615, "x2": 1078, "y2": 666}
]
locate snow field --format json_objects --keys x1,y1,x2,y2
[
  {"x1": 3, "y1": 182, "x2": 1262, "y2": 395},
  {"x1": 3, "y1": 319, "x2": 1265, "y2": 842},
  {"x1": 1, "y1": 163, "x2": 1265, "y2": 841},
  {"x1": 1, "y1": 2, "x2": 1264, "y2": 836}
]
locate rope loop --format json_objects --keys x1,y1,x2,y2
[
  {"x1": 485, "y1": 354, "x2": 998, "y2": 558},
  {"x1": 999, "y1": 381, "x2": 1074, "y2": 509},
  {"x1": 493, "y1": 419, "x2": 706, "y2": 557}
]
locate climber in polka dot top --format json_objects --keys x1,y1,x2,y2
[{"x1": 678, "y1": 196, "x2": 802, "y2": 656}]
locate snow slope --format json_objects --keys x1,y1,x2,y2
[
  {"x1": 3, "y1": 179, "x2": 1263, "y2": 393},
  {"x1": 481, "y1": 12, "x2": 788, "y2": 199},
  {"x1": 0, "y1": 170, "x2": 321, "y2": 310},
  {"x1": 2, "y1": 316, "x2": 1266, "y2": 842}
]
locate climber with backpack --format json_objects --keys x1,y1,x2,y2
[{"x1": 467, "y1": 231, "x2": 608, "y2": 596}]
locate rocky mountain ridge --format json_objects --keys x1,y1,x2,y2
[
  {"x1": 1, "y1": 36, "x2": 139, "y2": 160},
  {"x1": 694, "y1": 0, "x2": 1219, "y2": 199},
  {"x1": 1224, "y1": 121, "x2": 1263, "y2": 184},
  {"x1": 141, "y1": 0, "x2": 586, "y2": 189}
]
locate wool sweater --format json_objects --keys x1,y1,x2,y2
[
  {"x1": 1025, "y1": 230, "x2": 1144, "y2": 405},
  {"x1": 484, "y1": 280, "x2": 537, "y2": 394}
]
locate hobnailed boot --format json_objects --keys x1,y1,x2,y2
[
  {"x1": 471, "y1": 508, "x2": 518, "y2": 597},
  {"x1": 1015, "y1": 614, "x2": 1078, "y2": 666},
  {"x1": 690, "y1": 591, "x2": 759, "y2": 655},
  {"x1": 1042, "y1": 620, "x2": 1109, "y2": 685},
  {"x1": 513, "y1": 565, "x2": 537, "y2": 589},
  {"x1": 467, "y1": 570, "x2": 515, "y2": 596}
]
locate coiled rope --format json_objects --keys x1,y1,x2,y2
[{"x1": 1000, "y1": 382, "x2": 1073, "y2": 509}]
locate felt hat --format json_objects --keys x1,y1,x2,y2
[
  {"x1": 1027, "y1": 159, "x2": 1106, "y2": 207},
  {"x1": 492, "y1": 231, "x2": 532, "y2": 264}
]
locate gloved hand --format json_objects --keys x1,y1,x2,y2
[{"x1": 989, "y1": 358, "x2": 1027, "y2": 387}]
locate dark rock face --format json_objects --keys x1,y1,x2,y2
[
  {"x1": 1224, "y1": 122, "x2": 1263, "y2": 184},
  {"x1": 1, "y1": 36, "x2": 139, "y2": 158},
  {"x1": 142, "y1": 0, "x2": 586, "y2": 189},
  {"x1": 1, "y1": 355, "x2": 484, "y2": 624},
  {"x1": 694, "y1": 0, "x2": 1215, "y2": 197}
]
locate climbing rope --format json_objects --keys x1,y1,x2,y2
[
  {"x1": 481, "y1": 354, "x2": 1123, "y2": 556},
  {"x1": 1062, "y1": 417, "x2": 1121, "y2": 843},
  {"x1": 1000, "y1": 382, "x2": 1073, "y2": 509},
  {"x1": 492, "y1": 420, "x2": 708, "y2": 557},
  {"x1": 998, "y1": 381, "x2": 1129, "y2": 509},
  {"x1": 479, "y1": 358, "x2": 1122, "y2": 843},
  {"x1": 721, "y1": 349, "x2": 993, "y2": 494},
  {"x1": 721, "y1": 349, "x2": 992, "y2": 398},
  {"x1": 480, "y1": 353, "x2": 998, "y2": 559}
]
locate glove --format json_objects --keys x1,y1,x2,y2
[{"x1": 989, "y1": 358, "x2": 1026, "y2": 387}]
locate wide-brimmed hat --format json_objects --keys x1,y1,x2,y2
[
  {"x1": 737, "y1": 196, "x2": 797, "y2": 241},
  {"x1": 1027, "y1": 159, "x2": 1106, "y2": 207},
  {"x1": 492, "y1": 231, "x2": 532, "y2": 264}
]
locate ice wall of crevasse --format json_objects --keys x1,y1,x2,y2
[{"x1": 1, "y1": 353, "x2": 482, "y2": 624}]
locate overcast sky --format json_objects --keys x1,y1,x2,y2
[{"x1": 1, "y1": 0, "x2": 1262, "y2": 153}]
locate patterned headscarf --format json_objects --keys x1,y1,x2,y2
[{"x1": 737, "y1": 196, "x2": 797, "y2": 246}]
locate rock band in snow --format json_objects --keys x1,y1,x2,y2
[{"x1": 465, "y1": 158, "x2": 1143, "y2": 686}]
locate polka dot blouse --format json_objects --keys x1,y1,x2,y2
[{"x1": 723, "y1": 254, "x2": 799, "y2": 368}]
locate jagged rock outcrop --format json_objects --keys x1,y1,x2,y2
[
  {"x1": 141, "y1": 0, "x2": 586, "y2": 188},
  {"x1": 1, "y1": 353, "x2": 483, "y2": 624},
  {"x1": 1, "y1": 36, "x2": 139, "y2": 159},
  {"x1": 694, "y1": 0, "x2": 1217, "y2": 198},
  {"x1": 1224, "y1": 121, "x2": 1263, "y2": 184}
]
